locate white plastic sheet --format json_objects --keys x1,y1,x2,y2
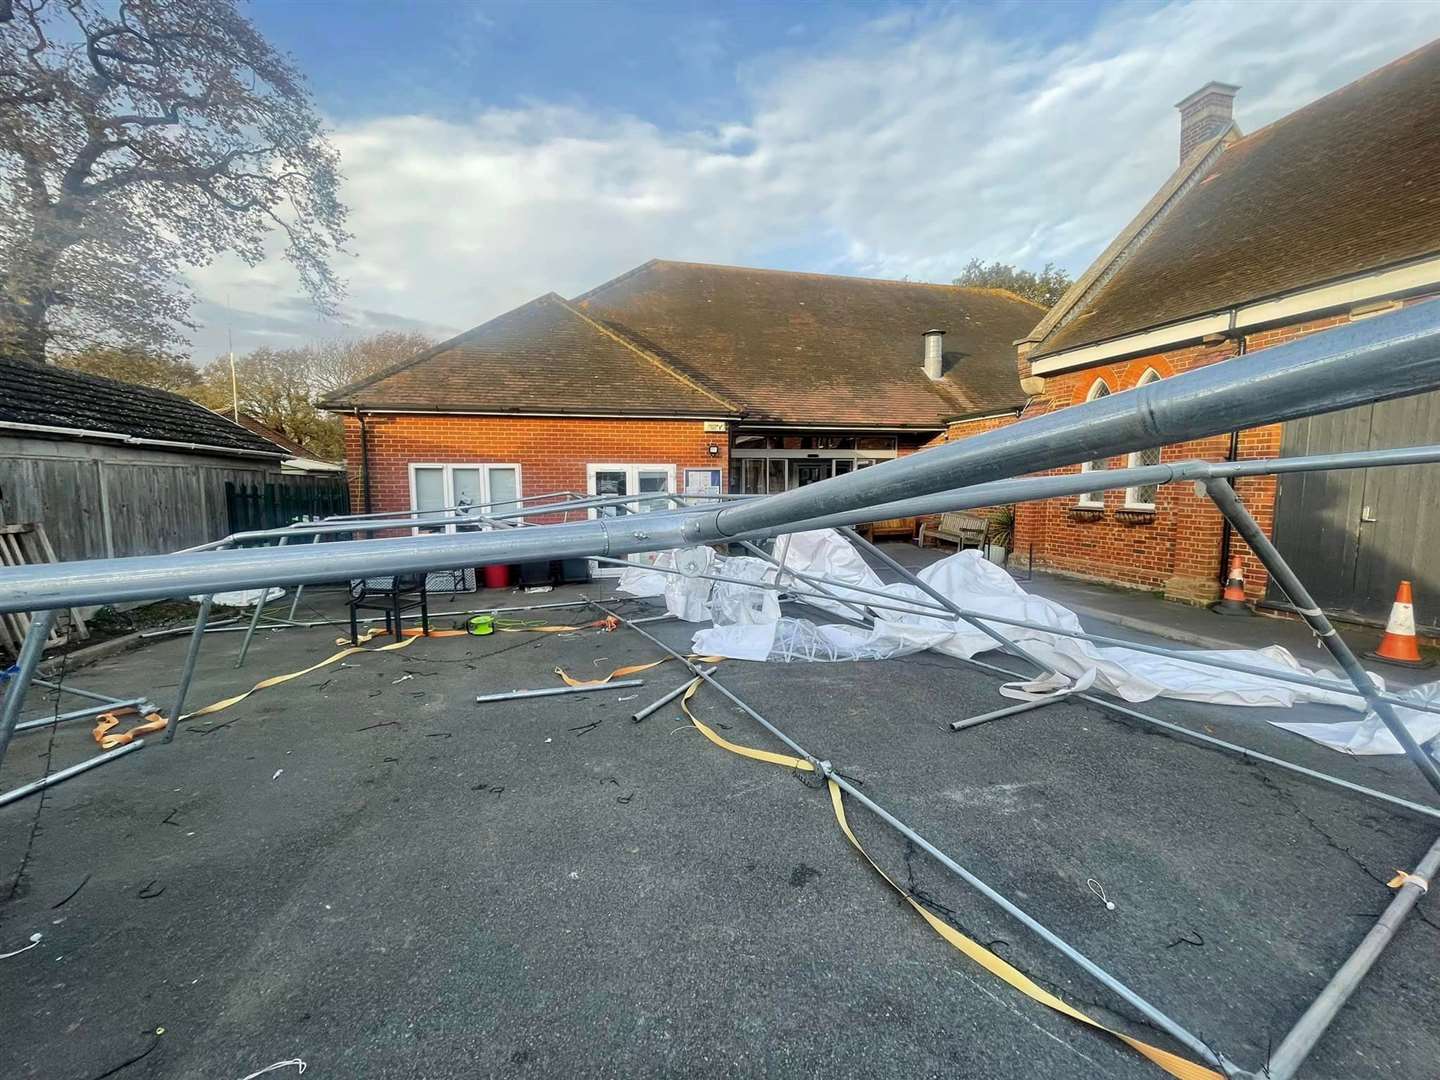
[
  {"x1": 193, "y1": 587, "x2": 284, "y2": 608},
  {"x1": 679, "y1": 529, "x2": 1439, "y2": 756}
]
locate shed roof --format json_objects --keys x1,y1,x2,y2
[
  {"x1": 1035, "y1": 40, "x2": 1440, "y2": 359},
  {"x1": 0, "y1": 357, "x2": 285, "y2": 457}
]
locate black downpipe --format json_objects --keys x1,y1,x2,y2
[
  {"x1": 1216, "y1": 337, "x2": 1247, "y2": 584},
  {"x1": 357, "y1": 410, "x2": 373, "y2": 514}
]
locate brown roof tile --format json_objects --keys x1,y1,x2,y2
[
  {"x1": 576, "y1": 260, "x2": 1039, "y2": 426},
  {"x1": 325, "y1": 262, "x2": 1040, "y2": 427},
  {"x1": 1036, "y1": 40, "x2": 1440, "y2": 359},
  {"x1": 320, "y1": 292, "x2": 739, "y2": 417}
]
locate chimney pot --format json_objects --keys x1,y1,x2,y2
[
  {"x1": 923, "y1": 329, "x2": 945, "y2": 380},
  {"x1": 1175, "y1": 81, "x2": 1239, "y2": 163}
]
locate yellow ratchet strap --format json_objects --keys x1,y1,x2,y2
[
  {"x1": 183, "y1": 635, "x2": 417, "y2": 722},
  {"x1": 680, "y1": 682, "x2": 1222, "y2": 1080},
  {"x1": 556, "y1": 655, "x2": 726, "y2": 689}
]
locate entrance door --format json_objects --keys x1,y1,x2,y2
[
  {"x1": 586, "y1": 464, "x2": 676, "y2": 574},
  {"x1": 792, "y1": 462, "x2": 829, "y2": 487},
  {"x1": 1269, "y1": 390, "x2": 1440, "y2": 629}
]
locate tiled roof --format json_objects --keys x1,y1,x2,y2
[
  {"x1": 319, "y1": 292, "x2": 740, "y2": 417},
  {"x1": 575, "y1": 261, "x2": 1039, "y2": 426},
  {"x1": 323, "y1": 262, "x2": 1040, "y2": 427},
  {"x1": 1035, "y1": 40, "x2": 1440, "y2": 359},
  {"x1": 0, "y1": 357, "x2": 285, "y2": 456}
]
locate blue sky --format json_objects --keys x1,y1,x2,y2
[{"x1": 188, "y1": 0, "x2": 1440, "y2": 358}]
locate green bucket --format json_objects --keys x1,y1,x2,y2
[{"x1": 467, "y1": 614, "x2": 495, "y2": 636}]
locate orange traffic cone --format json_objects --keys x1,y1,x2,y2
[
  {"x1": 1211, "y1": 555, "x2": 1252, "y2": 616},
  {"x1": 1366, "y1": 581, "x2": 1434, "y2": 668}
]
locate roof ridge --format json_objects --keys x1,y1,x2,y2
[
  {"x1": 967, "y1": 286, "x2": 1047, "y2": 311},
  {"x1": 317, "y1": 294, "x2": 561, "y2": 408},
  {"x1": 1027, "y1": 128, "x2": 1235, "y2": 348},
  {"x1": 551, "y1": 295, "x2": 744, "y2": 414},
  {"x1": 574, "y1": 257, "x2": 996, "y2": 301}
]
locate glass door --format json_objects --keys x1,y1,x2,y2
[{"x1": 587, "y1": 464, "x2": 676, "y2": 574}]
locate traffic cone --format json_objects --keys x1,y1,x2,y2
[
  {"x1": 1366, "y1": 581, "x2": 1434, "y2": 668},
  {"x1": 1211, "y1": 555, "x2": 1252, "y2": 616}
]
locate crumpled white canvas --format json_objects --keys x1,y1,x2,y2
[
  {"x1": 681, "y1": 529, "x2": 1435, "y2": 756},
  {"x1": 193, "y1": 587, "x2": 285, "y2": 607}
]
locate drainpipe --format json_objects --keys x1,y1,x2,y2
[
  {"x1": 1216, "y1": 333, "x2": 1247, "y2": 585},
  {"x1": 356, "y1": 410, "x2": 373, "y2": 514}
]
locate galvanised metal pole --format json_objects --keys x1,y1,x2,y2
[
  {"x1": 1258, "y1": 831, "x2": 1440, "y2": 1080},
  {"x1": 1204, "y1": 478, "x2": 1440, "y2": 798},
  {"x1": 32, "y1": 679, "x2": 140, "y2": 706},
  {"x1": 0, "y1": 739, "x2": 147, "y2": 807},
  {"x1": 948, "y1": 651, "x2": 1440, "y2": 823},
  {"x1": 631, "y1": 667, "x2": 718, "y2": 723},
  {"x1": 736, "y1": 540, "x2": 876, "y2": 622},
  {"x1": 286, "y1": 533, "x2": 323, "y2": 622},
  {"x1": 474, "y1": 678, "x2": 646, "y2": 703},
  {"x1": 774, "y1": 444, "x2": 1440, "y2": 536},
  {"x1": 14, "y1": 697, "x2": 151, "y2": 734},
  {"x1": 235, "y1": 534, "x2": 289, "y2": 669},
  {"x1": 0, "y1": 609, "x2": 58, "y2": 770},
  {"x1": 596, "y1": 597, "x2": 1233, "y2": 1073},
  {"x1": 715, "y1": 300, "x2": 1440, "y2": 539},
  {"x1": 166, "y1": 593, "x2": 213, "y2": 743},
  {"x1": 8, "y1": 303, "x2": 1440, "y2": 614}
]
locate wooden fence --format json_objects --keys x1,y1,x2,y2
[{"x1": 225, "y1": 477, "x2": 351, "y2": 534}]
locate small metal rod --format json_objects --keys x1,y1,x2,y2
[
  {"x1": 942, "y1": 652, "x2": 1440, "y2": 823},
  {"x1": 236, "y1": 534, "x2": 289, "y2": 669},
  {"x1": 588, "y1": 599, "x2": 820, "y2": 768},
  {"x1": 475, "y1": 678, "x2": 645, "y2": 703},
  {"x1": 1261, "y1": 830, "x2": 1440, "y2": 1080},
  {"x1": 950, "y1": 693, "x2": 1070, "y2": 732},
  {"x1": 1204, "y1": 479, "x2": 1440, "y2": 798},
  {"x1": 166, "y1": 593, "x2": 213, "y2": 743},
  {"x1": 598, "y1": 594, "x2": 1230, "y2": 1071},
  {"x1": 31, "y1": 679, "x2": 136, "y2": 706},
  {"x1": 822, "y1": 768, "x2": 1235, "y2": 1073},
  {"x1": 286, "y1": 534, "x2": 323, "y2": 621},
  {"x1": 0, "y1": 608, "x2": 58, "y2": 771},
  {"x1": 841, "y1": 527, "x2": 1051, "y2": 676},
  {"x1": 15, "y1": 697, "x2": 151, "y2": 733},
  {"x1": 632, "y1": 667, "x2": 717, "y2": 722},
  {"x1": 0, "y1": 739, "x2": 147, "y2": 807}
]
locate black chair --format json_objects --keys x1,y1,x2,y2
[{"x1": 349, "y1": 573, "x2": 429, "y2": 644}]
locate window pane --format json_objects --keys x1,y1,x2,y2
[
  {"x1": 742, "y1": 458, "x2": 765, "y2": 493},
  {"x1": 857, "y1": 436, "x2": 896, "y2": 451},
  {"x1": 768, "y1": 459, "x2": 787, "y2": 492},
  {"x1": 451, "y1": 468, "x2": 483, "y2": 509},
  {"x1": 594, "y1": 470, "x2": 627, "y2": 517},
  {"x1": 414, "y1": 467, "x2": 445, "y2": 511},
  {"x1": 638, "y1": 469, "x2": 670, "y2": 513},
  {"x1": 487, "y1": 467, "x2": 519, "y2": 514}
]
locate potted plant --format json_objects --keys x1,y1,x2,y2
[{"x1": 985, "y1": 506, "x2": 1015, "y2": 564}]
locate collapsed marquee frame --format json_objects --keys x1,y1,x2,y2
[{"x1": 5, "y1": 302, "x2": 1440, "y2": 1077}]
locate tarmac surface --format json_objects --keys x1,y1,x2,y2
[{"x1": 3, "y1": 576, "x2": 1440, "y2": 1079}]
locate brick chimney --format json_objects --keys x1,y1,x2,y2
[{"x1": 1175, "y1": 81, "x2": 1239, "y2": 162}]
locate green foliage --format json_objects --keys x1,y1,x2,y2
[{"x1": 953, "y1": 260, "x2": 1073, "y2": 308}]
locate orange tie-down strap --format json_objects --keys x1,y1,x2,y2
[
  {"x1": 677, "y1": 680, "x2": 1223, "y2": 1080},
  {"x1": 92, "y1": 709, "x2": 168, "y2": 749},
  {"x1": 553, "y1": 655, "x2": 726, "y2": 688}
]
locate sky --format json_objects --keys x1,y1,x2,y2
[{"x1": 186, "y1": 0, "x2": 1440, "y2": 359}]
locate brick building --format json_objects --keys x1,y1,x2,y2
[
  {"x1": 1003, "y1": 40, "x2": 1440, "y2": 628},
  {"x1": 320, "y1": 260, "x2": 1040, "y2": 570}
]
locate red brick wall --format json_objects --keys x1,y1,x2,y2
[
  {"x1": 342, "y1": 414, "x2": 728, "y2": 522},
  {"x1": 993, "y1": 299, "x2": 1434, "y2": 604}
]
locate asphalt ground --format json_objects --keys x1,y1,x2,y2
[{"x1": 2, "y1": 588, "x2": 1439, "y2": 1079}]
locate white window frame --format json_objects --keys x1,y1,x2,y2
[
  {"x1": 1077, "y1": 380, "x2": 1112, "y2": 508},
  {"x1": 586, "y1": 463, "x2": 678, "y2": 576},
  {"x1": 407, "y1": 462, "x2": 524, "y2": 532},
  {"x1": 1124, "y1": 370, "x2": 1164, "y2": 509}
]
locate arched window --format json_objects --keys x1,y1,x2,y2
[
  {"x1": 1077, "y1": 380, "x2": 1111, "y2": 508},
  {"x1": 1125, "y1": 370, "x2": 1164, "y2": 509}
]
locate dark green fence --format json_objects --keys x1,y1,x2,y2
[{"x1": 225, "y1": 477, "x2": 350, "y2": 535}]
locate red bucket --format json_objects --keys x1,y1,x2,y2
[{"x1": 482, "y1": 563, "x2": 512, "y2": 590}]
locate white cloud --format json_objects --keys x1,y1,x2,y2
[{"x1": 187, "y1": 0, "x2": 1440, "y2": 357}]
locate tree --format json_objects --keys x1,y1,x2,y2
[
  {"x1": 953, "y1": 260, "x2": 1072, "y2": 308},
  {"x1": 55, "y1": 341, "x2": 200, "y2": 392},
  {"x1": 306, "y1": 329, "x2": 436, "y2": 397},
  {"x1": 0, "y1": 0, "x2": 349, "y2": 363}
]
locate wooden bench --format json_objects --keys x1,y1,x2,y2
[
  {"x1": 917, "y1": 512, "x2": 987, "y2": 551},
  {"x1": 857, "y1": 517, "x2": 917, "y2": 542}
]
